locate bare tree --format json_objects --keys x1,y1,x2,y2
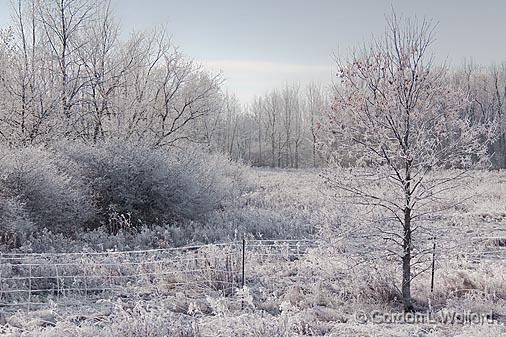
[
  {"x1": 1, "y1": 1, "x2": 224, "y2": 148},
  {"x1": 306, "y1": 82, "x2": 328, "y2": 167},
  {"x1": 109, "y1": 28, "x2": 223, "y2": 147},
  {"x1": 321, "y1": 13, "x2": 496, "y2": 311},
  {"x1": 76, "y1": 0, "x2": 125, "y2": 142},
  {"x1": 454, "y1": 62, "x2": 506, "y2": 168},
  {"x1": 36, "y1": 0, "x2": 99, "y2": 134},
  {"x1": 251, "y1": 97, "x2": 263, "y2": 164},
  {"x1": 263, "y1": 91, "x2": 281, "y2": 167},
  {"x1": 292, "y1": 85, "x2": 304, "y2": 168},
  {"x1": 491, "y1": 64, "x2": 506, "y2": 168}
]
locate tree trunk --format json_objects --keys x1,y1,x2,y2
[
  {"x1": 402, "y1": 206, "x2": 414, "y2": 312},
  {"x1": 312, "y1": 130, "x2": 317, "y2": 168},
  {"x1": 258, "y1": 127, "x2": 262, "y2": 165}
]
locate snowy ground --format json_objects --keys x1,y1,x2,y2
[{"x1": 1, "y1": 168, "x2": 505, "y2": 337}]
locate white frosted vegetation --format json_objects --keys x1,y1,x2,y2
[
  {"x1": 0, "y1": 1, "x2": 504, "y2": 336},
  {"x1": 1, "y1": 168, "x2": 504, "y2": 337}
]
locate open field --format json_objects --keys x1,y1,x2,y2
[{"x1": 1, "y1": 168, "x2": 505, "y2": 337}]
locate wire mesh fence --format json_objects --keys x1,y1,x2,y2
[
  {"x1": 0, "y1": 239, "x2": 318, "y2": 311},
  {"x1": 0, "y1": 237, "x2": 503, "y2": 312},
  {"x1": 0, "y1": 242, "x2": 243, "y2": 311}
]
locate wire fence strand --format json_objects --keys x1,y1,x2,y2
[{"x1": 0, "y1": 238, "x2": 503, "y2": 311}]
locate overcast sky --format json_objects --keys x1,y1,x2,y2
[{"x1": 0, "y1": 0, "x2": 505, "y2": 103}]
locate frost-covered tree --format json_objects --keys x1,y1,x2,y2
[
  {"x1": 306, "y1": 82, "x2": 329, "y2": 167},
  {"x1": 321, "y1": 14, "x2": 496, "y2": 311},
  {"x1": 0, "y1": 0, "x2": 224, "y2": 147},
  {"x1": 453, "y1": 62, "x2": 506, "y2": 168}
]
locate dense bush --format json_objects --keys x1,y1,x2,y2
[
  {"x1": 0, "y1": 141, "x2": 247, "y2": 247},
  {"x1": 0, "y1": 146, "x2": 95, "y2": 237},
  {"x1": 0, "y1": 195, "x2": 33, "y2": 248},
  {"x1": 55, "y1": 141, "x2": 246, "y2": 231}
]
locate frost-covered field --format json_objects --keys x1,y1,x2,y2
[
  {"x1": 1, "y1": 168, "x2": 505, "y2": 337},
  {"x1": 0, "y1": 0, "x2": 504, "y2": 335}
]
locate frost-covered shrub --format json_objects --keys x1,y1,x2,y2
[
  {"x1": 294, "y1": 244, "x2": 401, "y2": 308},
  {"x1": 20, "y1": 225, "x2": 177, "y2": 253},
  {"x1": 54, "y1": 140, "x2": 247, "y2": 231},
  {"x1": 5, "y1": 303, "x2": 199, "y2": 337},
  {"x1": 16, "y1": 228, "x2": 94, "y2": 254},
  {"x1": 0, "y1": 146, "x2": 95, "y2": 236},
  {"x1": 0, "y1": 195, "x2": 33, "y2": 249}
]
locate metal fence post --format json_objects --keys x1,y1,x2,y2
[
  {"x1": 241, "y1": 238, "x2": 245, "y2": 288},
  {"x1": 55, "y1": 263, "x2": 60, "y2": 299},
  {"x1": 241, "y1": 238, "x2": 246, "y2": 309},
  {"x1": 28, "y1": 264, "x2": 32, "y2": 311},
  {"x1": 430, "y1": 236, "x2": 436, "y2": 293},
  {"x1": 0, "y1": 257, "x2": 3, "y2": 309}
]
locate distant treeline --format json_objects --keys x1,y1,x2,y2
[{"x1": 0, "y1": 1, "x2": 504, "y2": 168}]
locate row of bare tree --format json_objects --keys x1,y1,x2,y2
[
  {"x1": 0, "y1": 0, "x2": 223, "y2": 147},
  {"x1": 0, "y1": 1, "x2": 504, "y2": 168},
  {"x1": 201, "y1": 83, "x2": 330, "y2": 168},
  {"x1": 453, "y1": 63, "x2": 506, "y2": 168},
  {"x1": 202, "y1": 64, "x2": 506, "y2": 169}
]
